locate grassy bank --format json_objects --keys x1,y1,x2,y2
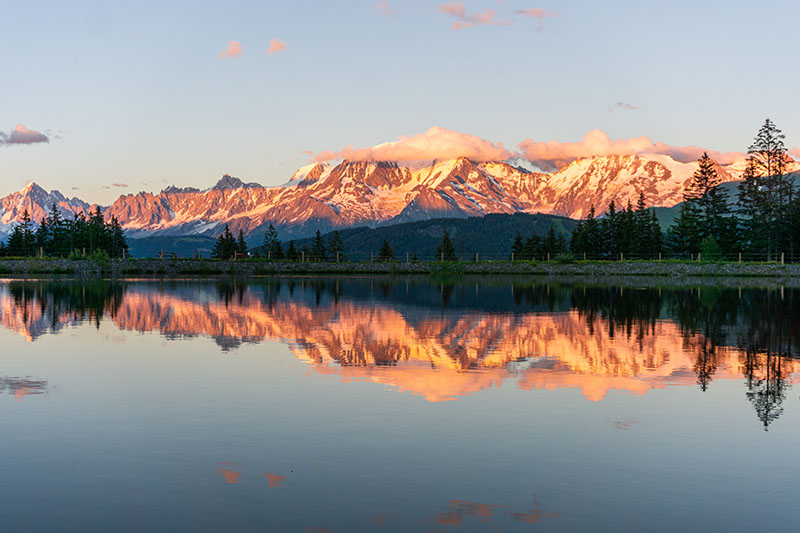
[{"x1": 1, "y1": 257, "x2": 800, "y2": 279}]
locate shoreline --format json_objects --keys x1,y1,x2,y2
[{"x1": 2, "y1": 258, "x2": 800, "y2": 280}]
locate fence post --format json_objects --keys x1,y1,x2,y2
[
  {"x1": 620, "y1": 252, "x2": 623, "y2": 262},
  {"x1": 337, "y1": 252, "x2": 340, "y2": 263},
  {"x1": 475, "y1": 252, "x2": 479, "y2": 262},
  {"x1": 547, "y1": 252, "x2": 550, "y2": 262},
  {"x1": 441, "y1": 252, "x2": 444, "y2": 262},
  {"x1": 781, "y1": 252, "x2": 785, "y2": 265},
  {"x1": 583, "y1": 252, "x2": 586, "y2": 261},
  {"x1": 302, "y1": 250, "x2": 305, "y2": 263},
  {"x1": 511, "y1": 252, "x2": 514, "y2": 262},
  {"x1": 268, "y1": 250, "x2": 271, "y2": 261},
  {"x1": 123, "y1": 249, "x2": 126, "y2": 260},
  {"x1": 698, "y1": 253, "x2": 701, "y2": 262},
  {"x1": 739, "y1": 252, "x2": 742, "y2": 264}
]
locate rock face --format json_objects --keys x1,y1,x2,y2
[
  {"x1": 0, "y1": 182, "x2": 92, "y2": 236},
  {"x1": 0, "y1": 154, "x2": 771, "y2": 239}
]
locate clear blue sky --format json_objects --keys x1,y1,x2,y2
[{"x1": 2, "y1": 0, "x2": 798, "y2": 203}]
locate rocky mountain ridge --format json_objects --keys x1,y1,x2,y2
[{"x1": 1, "y1": 154, "x2": 783, "y2": 239}]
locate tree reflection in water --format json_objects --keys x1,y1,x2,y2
[{"x1": 1, "y1": 277, "x2": 798, "y2": 428}]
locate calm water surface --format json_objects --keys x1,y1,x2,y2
[{"x1": 1, "y1": 276, "x2": 799, "y2": 531}]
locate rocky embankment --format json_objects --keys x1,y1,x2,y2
[{"x1": 1, "y1": 258, "x2": 800, "y2": 282}]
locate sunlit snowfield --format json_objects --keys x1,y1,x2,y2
[{"x1": 1, "y1": 277, "x2": 799, "y2": 532}]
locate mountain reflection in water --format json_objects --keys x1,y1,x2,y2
[{"x1": 1, "y1": 277, "x2": 798, "y2": 429}]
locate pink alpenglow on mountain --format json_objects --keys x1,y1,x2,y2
[{"x1": 1, "y1": 154, "x2": 786, "y2": 240}]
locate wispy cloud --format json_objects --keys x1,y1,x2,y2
[
  {"x1": 266, "y1": 38, "x2": 289, "y2": 55},
  {"x1": 0, "y1": 124, "x2": 50, "y2": 146},
  {"x1": 373, "y1": 1, "x2": 394, "y2": 16},
  {"x1": 513, "y1": 8, "x2": 560, "y2": 31},
  {"x1": 518, "y1": 129, "x2": 745, "y2": 171},
  {"x1": 219, "y1": 41, "x2": 243, "y2": 59},
  {"x1": 312, "y1": 126, "x2": 513, "y2": 162},
  {"x1": 111, "y1": 183, "x2": 128, "y2": 188},
  {"x1": 439, "y1": 2, "x2": 511, "y2": 30},
  {"x1": 608, "y1": 101, "x2": 641, "y2": 112}
]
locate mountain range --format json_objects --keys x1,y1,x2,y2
[{"x1": 2, "y1": 153, "x2": 790, "y2": 240}]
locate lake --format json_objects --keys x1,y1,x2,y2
[{"x1": 1, "y1": 276, "x2": 799, "y2": 531}]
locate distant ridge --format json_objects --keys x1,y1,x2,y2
[{"x1": 3, "y1": 153, "x2": 789, "y2": 240}]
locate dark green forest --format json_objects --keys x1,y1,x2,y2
[
  {"x1": 571, "y1": 119, "x2": 800, "y2": 261},
  {"x1": 0, "y1": 204, "x2": 128, "y2": 259}
]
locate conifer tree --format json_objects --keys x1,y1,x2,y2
[
  {"x1": 570, "y1": 221, "x2": 586, "y2": 256},
  {"x1": 685, "y1": 152, "x2": 732, "y2": 248},
  {"x1": 262, "y1": 224, "x2": 280, "y2": 258},
  {"x1": 436, "y1": 229, "x2": 457, "y2": 261},
  {"x1": 236, "y1": 229, "x2": 248, "y2": 258},
  {"x1": 649, "y1": 209, "x2": 663, "y2": 257},
  {"x1": 378, "y1": 238, "x2": 394, "y2": 262},
  {"x1": 634, "y1": 193, "x2": 652, "y2": 258},
  {"x1": 600, "y1": 200, "x2": 619, "y2": 259},
  {"x1": 510, "y1": 232, "x2": 524, "y2": 260},
  {"x1": 583, "y1": 205, "x2": 601, "y2": 258},
  {"x1": 544, "y1": 226, "x2": 558, "y2": 258},
  {"x1": 667, "y1": 201, "x2": 702, "y2": 257},
  {"x1": 738, "y1": 119, "x2": 793, "y2": 258},
  {"x1": 327, "y1": 230, "x2": 344, "y2": 261},
  {"x1": 108, "y1": 216, "x2": 129, "y2": 258},
  {"x1": 619, "y1": 201, "x2": 636, "y2": 256},
  {"x1": 212, "y1": 225, "x2": 237, "y2": 259},
  {"x1": 310, "y1": 230, "x2": 327, "y2": 262},
  {"x1": 523, "y1": 234, "x2": 540, "y2": 260},
  {"x1": 286, "y1": 240, "x2": 299, "y2": 261}
]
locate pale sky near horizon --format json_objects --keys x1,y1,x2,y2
[{"x1": 2, "y1": 0, "x2": 799, "y2": 204}]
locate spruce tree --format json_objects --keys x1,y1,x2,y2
[
  {"x1": 649, "y1": 209, "x2": 663, "y2": 257},
  {"x1": 510, "y1": 232, "x2": 524, "y2": 260},
  {"x1": 286, "y1": 240, "x2": 299, "y2": 261},
  {"x1": 328, "y1": 230, "x2": 344, "y2": 261},
  {"x1": 212, "y1": 225, "x2": 236, "y2": 259},
  {"x1": 6, "y1": 224, "x2": 25, "y2": 257},
  {"x1": 310, "y1": 230, "x2": 327, "y2": 262},
  {"x1": 262, "y1": 224, "x2": 280, "y2": 258},
  {"x1": 236, "y1": 229, "x2": 248, "y2": 258},
  {"x1": 570, "y1": 221, "x2": 587, "y2": 256},
  {"x1": 544, "y1": 226, "x2": 558, "y2": 258},
  {"x1": 88, "y1": 206, "x2": 107, "y2": 254},
  {"x1": 108, "y1": 216, "x2": 129, "y2": 258},
  {"x1": 619, "y1": 201, "x2": 636, "y2": 257},
  {"x1": 667, "y1": 201, "x2": 702, "y2": 257},
  {"x1": 523, "y1": 234, "x2": 540, "y2": 260},
  {"x1": 634, "y1": 193, "x2": 653, "y2": 258},
  {"x1": 272, "y1": 240, "x2": 284, "y2": 260},
  {"x1": 436, "y1": 230, "x2": 457, "y2": 261},
  {"x1": 600, "y1": 200, "x2": 619, "y2": 259},
  {"x1": 738, "y1": 119, "x2": 793, "y2": 258},
  {"x1": 583, "y1": 205, "x2": 601, "y2": 259},
  {"x1": 685, "y1": 152, "x2": 732, "y2": 248},
  {"x1": 378, "y1": 238, "x2": 394, "y2": 262}
]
